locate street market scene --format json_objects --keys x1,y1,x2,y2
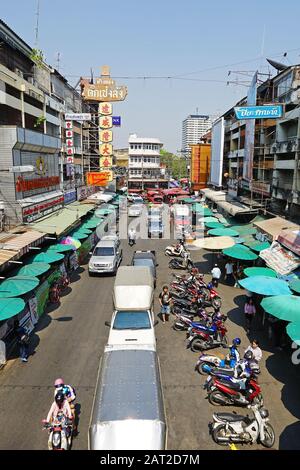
[{"x1": 1, "y1": 0, "x2": 300, "y2": 454}]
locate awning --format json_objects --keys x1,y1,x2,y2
[
  {"x1": 277, "y1": 229, "x2": 300, "y2": 256},
  {"x1": 0, "y1": 276, "x2": 39, "y2": 298},
  {"x1": 254, "y1": 217, "x2": 299, "y2": 241},
  {"x1": 0, "y1": 230, "x2": 46, "y2": 255},
  {"x1": 259, "y1": 241, "x2": 300, "y2": 275},
  {"x1": 200, "y1": 188, "x2": 227, "y2": 202},
  {"x1": 216, "y1": 200, "x2": 257, "y2": 216},
  {"x1": 17, "y1": 190, "x2": 63, "y2": 207},
  {"x1": 0, "y1": 298, "x2": 26, "y2": 321}
]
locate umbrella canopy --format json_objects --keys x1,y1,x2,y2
[
  {"x1": 204, "y1": 222, "x2": 225, "y2": 229},
  {"x1": 48, "y1": 244, "x2": 75, "y2": 253},
  {"x1": 95, "y1": 208, "x2": 115, "y2": 216},
  {"x1": 231, "y1": 225, "x2": 257, "y2": 236},
  {"x1": 289, "y1": 279, "x2": 300, "y2": 294},
  {"x1": 193, "y1": 205, "x2": 212, "y2": 216},
  {"x1": 0, "y1": 276, "x2": 39, "y2": 298},
  {"x1": 201, "y1": 217, "x2": 219, "y2": 223},
  {"x1": 31, "y1": 251, "x2": 64, "y2": 264},
  {"x1": 239, "y1": 276, "x2": 291, "y2": 296},
  {"x1": 192, "y1": 236, "x2": 235, "y2": 250},
  {"x1": 71, "y1": 231, "x2": 89, "y2": 240},
  {"x1": 0, "y1": 298, "x2": 26, "y2": 321},
  {"x1": 77, "y1": 227, "x2": 92, "y2": 234},
  {"x1": 223, "y1": 246, "x2": 258, "y2": 261},
  {"x1": 182, "y1": 198, "x2": 196, "y2": 204},
  {"x1": 61, "y1": 236, "x2": 81, "y2": 250},
  {"x1": 243, "y1": 236, "x2": 257, "y2": 247},
  {"x1": 261, "y1": 296, "x2": 300, "y2": 321},
  {"x1": 208, "y1": 228, "x2": 239, "y2": 237},
  {"x1": 251, "y1": 242, "x2": 271, "y2": 252},
  {"x1": 234, "y1": 237, "x2": 246, "y2": 244},
  {"x1": 286, "y1": 322, "x2": 300, "y2": 345},
  {"x1": 17, "y1": 262, "x2": 50, "y2": 277},
  {"x1": 81, "y1": 220, "x2": 99, "y2": 230},
  {"x1": 244, "y1": 267, "x2": 277, "y2": 278}
]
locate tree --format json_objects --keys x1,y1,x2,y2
[{"x1": 160, "y1": 149, "x2": 188, "y2": 180}]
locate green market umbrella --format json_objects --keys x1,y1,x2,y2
[
  {"x1": 77, "y1": 227, "x2": 92, "y2": 234},
  {"x1": 289, "y1": 279, "x2": 300, "y2": 294},
  {"x1": 208, "y1": 228, "x2": 239, "y2": 237},
  {"x1": 17, "y1": 262, "x2": 50, "y2": 277},
  {"x1": 286, "y1": 322, "x2": 300, "y2": 345},
  {"x1": 234, "y1": 242, "x2": 249, "y2": 249},
  {"x1": 182, "y1": 198, "x2": 196, "y2": 204},
  {"x1": 71, "y1": 231, "x2": 89, "y2": 240},
  {"x1": 251, "y1": 242, "x2": 270, "y2": 252},
  {"x1": 0, "y1": 276, "x2": 39, "y2": 298},
  {"x1": 95, "y1": 208, "x2": 115, "y2": 216},
  {"x1": 261, "y1": 295, "x2": 300, "y2": 321},
  {"x1": 201, "y1": 217, "x2": 219, "y2": 223},
  {"x1": 240, "y1": 277, "x2": 291, "y2": 296},
  {"x1": 193, "y1": 205, "x2": 213, "y2": 216},
  {"x1": 81, "y1": 220, "x2": 99, "y2": 229},
  {"x1": 244, "y1": 267, "x2": 277, "y2": 278},
  {"x1": 231, "y1": 225, "x2": 257, "y2": 236},
  {"x1": 223, "y1": 245, "x2": 258, "y2": 261},
  {"x1": 48, "y1": 244, "x2": 75, "y2": 253},
  {"x1": 0, "y1": 298, "x2": 26, "y2": 321},
  {"x1": 31, "y1": 251, "x2": 64, "y2": 263},
  {"x1": 205, "y1": 222, "x2": 225, "y2": 229}
]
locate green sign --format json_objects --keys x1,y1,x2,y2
[
  {"x1": 35, "y1": 280, "x2": 50, "y2": 317},
  {"x1": 78, "y1": 236, "x2": 92, "y2": 264}
]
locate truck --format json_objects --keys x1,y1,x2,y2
[
  {"x1": 105, "y1": 266, "x2": 157, "y2": 350},
  {"x1": 88, "y1": 348, "x2": 167, "y2": 450}
]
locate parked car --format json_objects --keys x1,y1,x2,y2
[
  {"x1": 131, "y1": 250, "x2": 157, "y2": 287},
  {"x1": 132, "y1": 196, "x2": 144, "y2": 205},
  {"x1": 128, "y1": 204, "x2": 143, "y2": 217},
  {"x1": 88, "y1": 239, "x2": 122, "y2": 275},
  {"x1": 148, "y1": 219, "x2": 163, "y2": 239}
]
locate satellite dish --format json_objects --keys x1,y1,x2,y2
[{"x1": 266, "y1": 58, "x2": 288, "y2": 72}]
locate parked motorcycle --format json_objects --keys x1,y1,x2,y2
[
  {"x1": 172, "y1": 309, "x2": 209, "y2": 331},
  {"x1": 58, "y1": 275, "x2": 70, "y2": 291},
  {"x1": 49, "y1": 283, "x2": 60, "y2": 303},
  {"x1": 196, "y1": 350, "x2": 260, "y2": 377},
  {"x1": 42, "y1": 413, "x2": 73, "y2": 450},
  {"x1": 165, "y1": 242, "x2": 186, "y2": 257},
  {"x1": 169, "y1": 253, "x2": 193, "y2": 270},
  {"x1": 187, "y1": 320, "x2": 228, "y2": 351},
  {"x1": 206, "y1": 376, "x2": 263, "y2": 407},
  {"x1": 210, "y1": 404, "x2": 275, "y2": 448}
]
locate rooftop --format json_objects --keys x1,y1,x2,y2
[{"x1": 128, "y1": 134, "x2": 163, "y2": 145}]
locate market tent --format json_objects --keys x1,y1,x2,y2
[
  {"x1": 251, "y1": 242, "x2": 271, "y2": 252},
  {"x1": 286, "y1": 322, "x2": 300, "y2": 345},
  {"x1": 239, "y1": 276, "x2": 291, "y2": 296},
  {"x1": 261, "y1": 295, "x2": 300, "y2": 321},
  {"x1": 192, "y1": 236, "x2": 235, "y2": 250},
  {"x1": 0, "y1": 276, "x2": 39, "y2": 298},
  {"x1": 289, "y1": 279, "x2": 300, "y2": 294},
  {"x1": 223, "y1": 246, "x2": 258, "y2": 261},
  {"x1": 47, "y1": 244, "x2": 75, "y2": 253},
  {"x1": 17, "y1": 262, "x2": 50, "y2": 277},
  {"x1": 208, "y1": 228, "x2": 239, "y2": 237},
  {"x1": 0, "y1": 298, "x2": 26, "y2": 321},
  {"x1": 31, "y1": 251, "x2": 64, "y2": 263},
  {"x1": 244, "y1": 267, "x2": 277, "y2": 278},
  {"x1": 204, "y1": 222, "x2": 225, "y2": 229}
]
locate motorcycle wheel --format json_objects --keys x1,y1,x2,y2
[
  {"x1": 172, "y1": 322, "x2": 186, "y2": 331},
  {"x1": 191, "y1": 338, "x2": 206, "y2": 352},
  {"x1": 208, "y1": 389, "x2": 230, "y2": 406},
  {"x1": 222, "y1": 335, "x2": 228, "y2": 346},
  {"x1": 253, "y1": 393, "x2": 264, "y2": 407},
  {"x1": 260, "y1": 423, "x2": 275, "y2": 448},
  {"x1": 212, "y1": 297, "x2": 222, "y2": 309},
  {"x1": 195, "y1": 362, "x2": 209, "y2": 375},
  {"x1": 212, "y1": 424, "x2": 231, "y2": 446}
]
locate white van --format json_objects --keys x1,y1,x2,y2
[{"x1": 105, "y1": 266, "x2": 157, "y2": 350}]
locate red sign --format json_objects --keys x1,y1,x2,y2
[
  {"x1": 66, "y1": 148, "x2": 74, "y2": 155},
  {"x1": 16, "y1": 176, "x2": 60, "y2": 193},
  {"x1": 66, "y1": 130, "x2": 73, "y2": 138},
  {"x1": 66, "y1": 121, "x2": 73, "y2": 129},
  {"x1": 22, "y1": 196, "x2": 64, "y2": 223},
  {"x1": 86, "y1": 172, "x2": 111, "y2": 186}
]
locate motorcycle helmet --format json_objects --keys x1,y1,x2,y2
[
  {"x1": 232, "y1": 337, "x2": 241, "y2": 346},
  {"x1": 207, "y1": 282, "x2": 213, "y2": 289},
  {"x1": 259, "y1": 408, "x2": 269, "y2": 419},
  {"x1": 54, "y1": 378, "x2": 64, "y2": 388},
  {"x1": 244, "y1": 350, "x2": 254, "y2": 361},
  {"x1": 55, "y1": 391, "x2": 65, "y2": 406}
]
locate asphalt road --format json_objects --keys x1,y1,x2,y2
[{"x1": 0, "y1": 232, "x2": 300, "y2": 450}]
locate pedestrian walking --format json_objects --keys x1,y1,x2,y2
[
  {"x1": 159, "y1": 285, "x2": 172, "y2": 323},
  {"x1": 225, "y1": 260, "x2": 234, "y2": 285},
  {"x1": 244, "y1": 298, "x2": 256, "y2": 333},
  {"x1": 14, "y1": 320, "x2": 29, "y2": 363},
  {"x1": 128, "y1": 227, "x2": 136, "y2": 246},
  {"x1": 245, "y1": 339, "x2": 262, "y2": 362},
  {"x1": 211, "y1": 263, "x2": 221, "y2": 287}
]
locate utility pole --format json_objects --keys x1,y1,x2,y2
[{"x1": 34, "y1": 0, "x2": 40, "y2": 47}]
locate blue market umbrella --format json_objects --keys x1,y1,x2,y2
[{"x1": 239, "y1": 276, "x2": 291, "y2": 296}]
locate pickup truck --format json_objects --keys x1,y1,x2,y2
[{"x1": 131, "y1": 250, "x2": 157, "y2": 287}]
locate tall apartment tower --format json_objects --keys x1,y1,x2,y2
[{"x1": 182, "y1": 114, "x2": 212, "y2": 156}]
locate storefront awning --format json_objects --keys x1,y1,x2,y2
[
  {"x1": 259, "y1": 241, "x2": 300, "y2": 275},
  {"x1": 254, "y1": 217, "x2": 299, "y2": 241},
  {"x1": 0, "y1": 230, "x2": 46, "y2": 254}
]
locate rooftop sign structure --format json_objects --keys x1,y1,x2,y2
[{"x1": 80, "y1": 66, "x2": 128, "y2": 102}]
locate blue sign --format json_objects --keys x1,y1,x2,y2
[
  {"x1": 235, "y1": 105, "x2": 283, "y2": 120},
  {"x1": 112, "y1": 116, "x2": 121, "y2": 126},
  {"x1": 64, "y1": 189, "x2": 77, "y2": 205}
]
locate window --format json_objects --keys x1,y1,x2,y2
[
  {"x1": 113, "y1": 311, "x2": 151, "y2": 330},
  {"x1": 94, "y1": 245, "x2": 114, "y2": 256}
]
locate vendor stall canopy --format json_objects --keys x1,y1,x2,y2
[
  {"x1": 261, "y1": 295, "x2": 300, "y2": 322},
  {"x1": 31, "y1": 251, "x2": 64, "y2": 264},
  {"x1": 47, "y1": 244, "x2": 75, "y2": 253},
  {"x1": 0, "y1": 276, "x2": 39, "y2": 298},
  {"x1": 0, "y1": 298, "x2": 25, "y2": 321},
  {"x1": 208, "y1": 228, "x2": 239, "y2": 237},
  {"x1": 222, "y1": 245, "x2": 258, "y2": 261},
  {"x1": 17, "y1": 262, "x2": 50, "y2": 277},
  {"x1": 239, "y1": 276, "x2": 291, "y2": 296},
  {"x1": 286, "y1": 321, "x2": 300, "y2": 345},
  {"x1": 244, "y1": 267, "x2": 277, "y2": 278}
]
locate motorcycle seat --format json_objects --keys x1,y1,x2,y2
[
  {"x1": 217, "y1": 378, "x2": 242, "y2": 390},
  {"x1": 212, "y1": 367, "x2": 235, "y2": 377},
  {"x1": 214, "y1": 412, "x2": 246, "y2": 423}
]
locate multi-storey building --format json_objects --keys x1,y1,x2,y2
[
  {"x1": 128, "y1": 134, "x2": 168, "y2": 190},
  {"x1": 182, "y1": 114, "x2": 212, "y2": 156}
]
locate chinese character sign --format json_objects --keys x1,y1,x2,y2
[
  {"x1": 100, "y1": 130, "x2": 113, "y2": 142},
  {"x1": 99, "y1": 102, "x2": 112, "y2": 115},
  {"x1": 99, "y1": 116, "x2": 113, "y2": 129},
  {"x1": 100, "y1": 156, "x2": 113, "y2": 168}
]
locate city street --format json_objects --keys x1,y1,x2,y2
[{"x1": 0, "y1": 234, "x2": 300, "y2": 450}]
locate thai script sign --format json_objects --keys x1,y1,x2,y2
[
  {"x1": 235, "y1": 105, "x2": 283, "y2": 120},
  {"x1": 65, "y1": 113, "x2": 91, "y2": 121},
  {"x1": 16, "y1": 176, "x2": 60, "y2": 192}
]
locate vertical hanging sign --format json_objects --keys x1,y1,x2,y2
[
  {"x1": 65, "y1": 120, "x2": 74, "y2": 163},
  {"x1": 99, "y1": 102, "x2": 113, "y2": 171}
]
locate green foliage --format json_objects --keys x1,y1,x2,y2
[
  {"x1": 34, "y1": 115, "x2": 46, "y2": 128},
  {"x1": 29, "y1": 48, "x2": 44, "y2": 67},
  {"x1": 160, "y1": 148, "x2": 188, "y2": 180}
]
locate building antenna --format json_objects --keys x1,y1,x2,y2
[
  {"x1": 196, "y1": 107, "x2": 199, "y2": 114},
  {"x1": 56, "y1": 52, "x2": 61, "y2": 72},
  {"x1": 34, "y1": 0, "x2": 40, "y2": 47},
  {"x1": 259, "y1": 24, "x2": 266, "y2": 71}
]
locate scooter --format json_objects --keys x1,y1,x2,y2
[
  {"x1": 196, "y1": 351, "x2": 260, "y2": 377},
  {"x1": 201, "y1": 283, "x2": 222, "y2": 310},
  {"x1": 165, "y1": 242, "x2": 186, "y2": 257},
  {"x1": 169, "y1": 253, "x2": 193, "y2": 270},
  {"x1": 187, "y1": 321, "x2": 228, "y2": 352},
  {"x1": 206, "y1": 376, "x2": 263, "y2": 407},
  {"x1": 210, "y1": 404, "x2": 275, "y2": 448},
  {"x1": 172, "y1": 309, "x2": 209, "y2": 331},
  {"x1": 42, "y1": 413, "x2": 73, "y2": 450}
]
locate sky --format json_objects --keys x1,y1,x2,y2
[{"x1": 2, "y1": 0, "x2": 300, "y2": 152}]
